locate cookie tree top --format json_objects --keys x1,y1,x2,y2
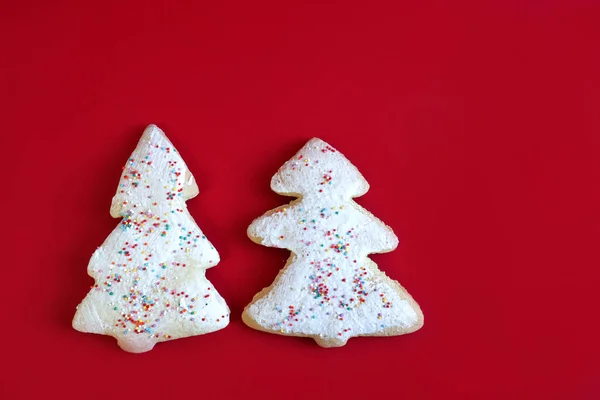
[
  {"x1": 73, "y1": 125, "x2": 229, "y2": 353},
  {"x1": 243, "y1": 138, "x2": 424, "y2": 347},
  {"x1": 269, "y1": 141, "x2": 370, "y2": 200}
]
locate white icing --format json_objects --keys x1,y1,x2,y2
[
  {"x1": 73, "y1": 125, "x2": 229, "y2": 353},
  {"x1": 245, "y1": 138, "x2": 422, "y2": 346}
]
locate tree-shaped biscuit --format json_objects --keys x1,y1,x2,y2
[
  {"x1": 243, "y1": 138, "x2": 424, "y2": 347},
  {"x1": 73, "y1": 125, "x2": 229, "y2": 353}
]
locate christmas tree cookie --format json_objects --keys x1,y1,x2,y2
[
  {"x1": 242, "y1": 138, "x2": 424, "y2": 347},
  {"x1": 73, "y1": 125, "x2": 229, "y2": 353}
]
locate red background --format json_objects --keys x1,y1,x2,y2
[{"x1": 2, "y1": 1, "x2": 599, "y2": 398}]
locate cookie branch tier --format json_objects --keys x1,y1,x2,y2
[
  {"x1": 73, "y1": 125, "x2": 229, "y2": 353},
  {"x1": 243, "y1": 138, "x2": 423, "y2": 347}
]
